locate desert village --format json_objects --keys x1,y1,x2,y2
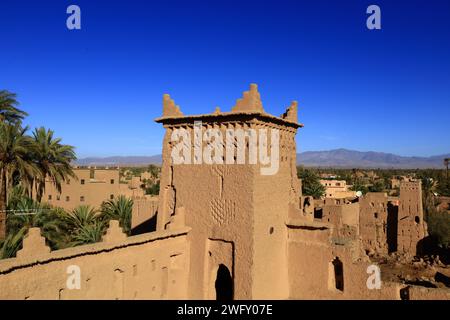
[{"x1": 0, "y1": 85, "x2": 449, "y2": 300}]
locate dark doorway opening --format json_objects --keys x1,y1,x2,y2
[
  {"x1": 332, "y1": 257, "x2": 344, "y2": 291},
  {"x1": 314, "y1": 208, "x2": 323, "y2": 219},
  {"x1": 215, "y1": 264, "x2": 233, "y2": 300},
  {"x1": 400, "y1": 286, "x2": 410, "y2": 300},
  {"x1": 387, "y1": 202, "x2": 398, "y2": 253}
]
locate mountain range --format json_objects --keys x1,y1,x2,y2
[{"x1": 74, "y1": 149, "x2": 450, "y2": 169}]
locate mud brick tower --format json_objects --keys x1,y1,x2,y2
[{"x1": 155, "y1": 84, "x2": 303, "y2": 299}]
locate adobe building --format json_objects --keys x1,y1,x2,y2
[
  {"x1": 320, "y1": 179, "x2": 357, "y2": 198},
  {"x1": 42, "y1": 168, "x2": 144, "y2": 210},
  {"x1": 0, "y1": 85, "x2": 448, "y2": 300},
  {"x1": 358, "y1": 192, "x2": 404, "y2": 256},
  {"x1": 397, "y1": 180, "x2": 427, "y2": 255},
  {"x1": 42, "y1": 168, "x2": 120, "y2": 210}
]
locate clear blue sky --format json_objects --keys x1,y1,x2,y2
[{"x1": 1, "y1": 0, "x2": 449, "y2": 158}]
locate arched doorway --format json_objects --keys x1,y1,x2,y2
[{"x1": 215, "y1": 264, "x2": 233, "y2": 300}]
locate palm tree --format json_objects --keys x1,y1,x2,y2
[
  {"x1": 0, "y1": 90, "x2": 28, "y2": 124},
  {"x1": 0, "y1": 123, "x2": 37, "y2": 239},
  {"x1": 69, "y1": 221, "x2": 106, "y2": 246},
  {"x1": 421, "y1": 177, "x2": 435, "y2": 220},
  {"x1": 101, "y1": 195, "x2": 133, "y2": 235},
  {"x1": 147, "y1": 164, "x2": 160, "y2": 180},
  {"x1": 62, "y1": 205, "x2": 99, "y2": 231},
  {"x1": 297, "y1": 167, "x2": 326, "y2": 199},
  {"x1": 0, "y1": 227, "x2": 27, "y2": 259},
  {"x1": 31, "y1": 127, "x2": 77, "y2": 202},
  {"x1": 6, "y1": 184, "x2": 27, "y2": 209},
  {"x1": 6, "y1": 197, "x2": 69, "y2": 250}
]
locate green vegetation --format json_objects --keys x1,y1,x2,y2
[
  {"x1": 427, "y1": 211, "x2": 450, "y2": 249},
  {"x1": 143, "y1": 180, "x2": 160, "y2": 195},
  {"x1": 349, "y1": 180, "x2": 368, "y2": 195},
  {"x1": 69, "y1": 221, "x2": 107, "y2": 247},
  {"x1": 0, "y1": 227, "x2": 27, "y2": 259},
  {"x1": 101, "y1": 195, "x2": 133, "y2": 235},
  {"x1": 0, "y1": 194, "x2": 134, "y2": 259},
  {"x1": 32, "y1": 127, "x2": 77, "y2": 202},
  {"x1": 120, "y1": 164, "x2": 160, "y2": 196},
  {"x1": 143, "y1": 164, "x2": 161, "y2": 196},
  {"x1": 0, "y1": 90, "x2": 28, "y2": 123},
  {"x1": 7, "y1": 198, "x2": 68, "y2": 250},
  {"x1": 0, "y1": 90, "x2": 76, "y2": 239},
  {"x1": 368, "y1": 180, "x2": 386, "y2": 192},
  {"x1": 0, "y1": 90, "x2": 136, "y2": 258},
  {"x1": 297, "y1": 166, "x2": 325, "y2": 199}
]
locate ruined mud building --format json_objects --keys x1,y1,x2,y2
[{"x1": 0, "y1": 85, "x2": 448, "y2": 300}]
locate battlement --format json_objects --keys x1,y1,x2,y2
[{"x1": 155, "y1": 84, "x2": 303, "y2": 129}]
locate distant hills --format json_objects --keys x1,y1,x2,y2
[
  {"x1": 75, "y1": 155, "x2": 162, "y2": 167},
  {"x1": 74, "y1": 149, "x2": 450, "y2": 169},
  {"x1": 297, "y1": 149, "x2": 449, "y2": 169}
]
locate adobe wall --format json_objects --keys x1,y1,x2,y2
[
  {"x1": 0, "y1": 225, "x2": 190, "y2": 300},
  {"x1": 321, "y1": 202, "x2": 359, "y2": 243},
  {"x1": 158, "y1": 144, "x2": 256, "y2": 299},
  {"x1": 131, "y1": 196, "x2": 158, "y2": 232},
  {"x1": 398, "y1": 181, "x2": 426, "y2": 255},
  {"x1": 252, "y1": 122, "x2": 298, "y2": 299},
  {"x1": 408, "y1": 286, "x2": 450, "y2": 300},
  {"x1": 287, "y1": 222, "x2": 397, "y2": 300},
  {"x1": 42, "y1": 169, "x2": 121, "y2": 210},
  {"x1": 119, "y1": 182, "x2": 145, "y2": 198},
  {"x1": 359, "y1": 192, "x2": 389, "y2": 255}
]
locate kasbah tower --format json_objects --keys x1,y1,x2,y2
[{"x1": 155, "y1": 84, "x2": 300, "y2": 299}]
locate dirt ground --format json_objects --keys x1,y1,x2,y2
[{"x1": 371, "y1": 253, "x2": 450, "y2": 289}]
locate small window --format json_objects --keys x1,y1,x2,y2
[
  {"x1": 81, "y1": 179, "x2": 85, "y2": 185},
  {"x1": 48, "y1": 195, "x2": 52, "y2": 200},
  {"x1": 66, "y1": 196, "x2": 70, "y2": 201},
  {"x1": 56, "y1": 195, "x2": 60, "y2": 201},
  {"x1": 314, "y1": 208, "x2": 323, "y2": 219},
  {"x1": 110, "y1": 179, "x2": 115, "y2": 184},
  {"x1": 336, "y1": 183, "x2": 341, "y2": 186},
  {"x1": 415, "y1": 216, "x2": 420, "y2": 224},
  {"x1": 80, "y1": 196, "x2": 85, "y2": 202},
  {"x1": 110, "y1": 194, "x2": 114, "y2": 200},
  {"x1": 374, "y1": 212, "x2": 378, "y2": 219}
]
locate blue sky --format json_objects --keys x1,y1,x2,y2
[{"x1": 1, "y1": 0, "x2": 449, "y2": 158}]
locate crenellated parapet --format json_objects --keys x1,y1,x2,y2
[
  {"x1": 162, "y1": 94, "x2": 183, "y2": 117},
  {"x1": 281, "y1": 101, "x2": 298, "y2": 124},
  {"x1": 102, "y1": 220, "x2": 127, "y2": 243},
  {"x1": 16, "y1": 227, "x2": 51, "y2": 259},
  {"x1": 231, "y1": 83, "x2": 264, "y2": 112},
  {"x1": 155, "y1": 84, "x2": 303, "y2": 128}
]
